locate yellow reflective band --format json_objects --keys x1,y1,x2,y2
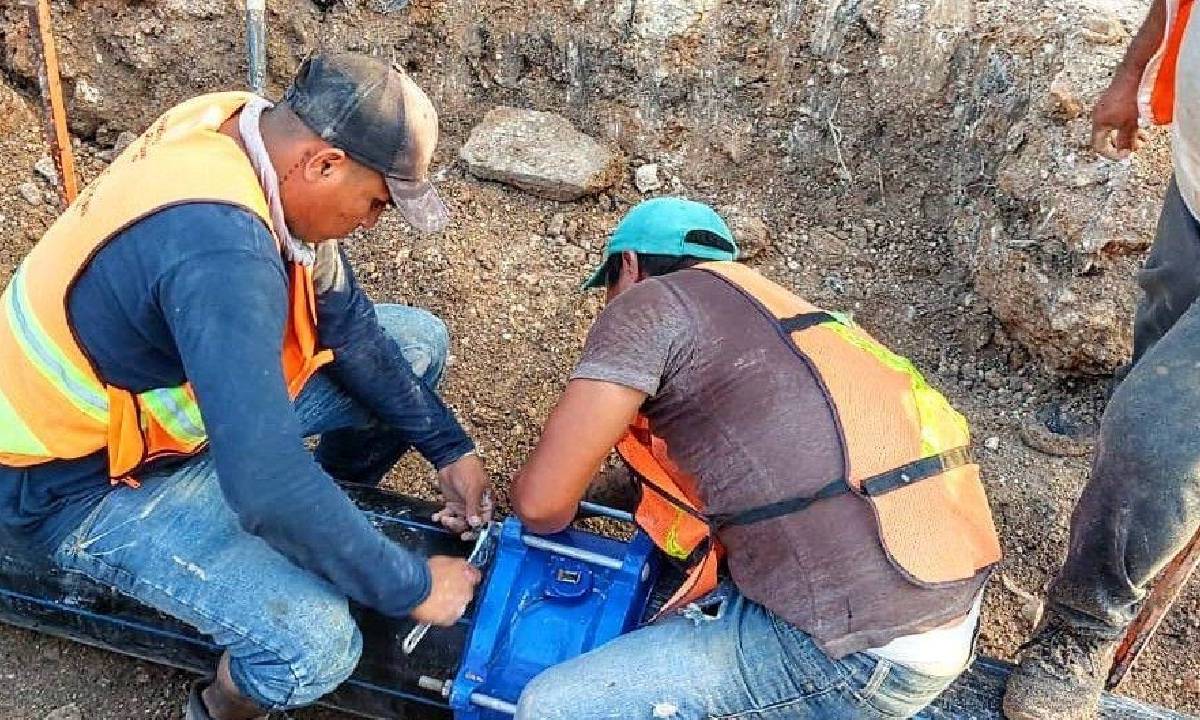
[
  {"x1": 663, "y1": 511, "x2": 691, "y2": 560},
  {"x1": 822, "y1": 318, "x2": 969, "y2": 456},
  {"x1": 0, "y1": 384, "x2": 50, "y2": 457},
  {"x1": 139, "y1": 386, "x2": 207, "y2": 445},
  {"x1": 3, "y1": 267, "x2": 108, "y2": 423}
]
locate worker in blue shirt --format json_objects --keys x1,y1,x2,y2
[{"x1": 0, "y1": 53, "x2": 489, "y2": 719}]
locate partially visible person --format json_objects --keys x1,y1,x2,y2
[
  {"x1": 1004, "y1": 2, "x2": 1200, "y2": 718},
  {"x1": 510, "y1": 198, "x2": 1002, "y2": 719}
]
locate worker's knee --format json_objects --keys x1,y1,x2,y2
[
  {"x1": 228, "y1": 598, "x2": 363, "y2": 709},
  {"x1": 515, "y1": 666, "x2": 579, "y2": 720},
  {"x1": 373, "y1": 304, "x2": 450, "y2": 384}
]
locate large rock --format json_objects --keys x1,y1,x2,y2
[
  {"x1": 943, "y1": 0, "x2": 1170, "y2": 375},
  {"x1": 459, "y1": 107, "x2": 624, "y2": 201}
]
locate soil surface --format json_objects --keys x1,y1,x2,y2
[{"x1": 1, "y1": 0, "x2": 1198, "y2": 718}]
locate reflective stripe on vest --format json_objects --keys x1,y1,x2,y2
[
  {"x1": 616, "y1": 262, "x2": 1001, "y2": 615},
  {"x1": 4, "y1": 265, "x2": 108, "y2": 423},
  {"x1": 0, "y1": 92, "x2": 332, "y2": 483},
  {"x1": 1139, "y1": 0, "x2": 1195, "y2": 125}
]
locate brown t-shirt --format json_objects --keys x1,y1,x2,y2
[{"x1": 572, "y1": 268, "x2": 986, "y2": 657}]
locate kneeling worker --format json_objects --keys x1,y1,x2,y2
[
  {"x1": 0, "y1": 53, "x2": 486, "y2": 719},
  {"x1": 511, "y1": 198, "x2": 1002, "y2": 719}
]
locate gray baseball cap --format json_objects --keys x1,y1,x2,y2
[{"x1": 284, "y1": 52, "x2": 450, "y2": 233}]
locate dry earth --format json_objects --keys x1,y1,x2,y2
[{"x1": 0, "y1": 0, "x2": 1198, "y2": 717}]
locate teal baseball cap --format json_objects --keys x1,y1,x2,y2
[{"x1": 582, "y1": 197, "x2": 739, "y2": 289}]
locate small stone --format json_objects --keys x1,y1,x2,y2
[
  {"x1": 1048, "y1": 73, "x2": 1083, "y2": 121},
  {"x1": 823, "y1": 275, "x2": 846, "y2": 294},
  {"x1": 1081, "y1": 14, "x2": 1128, "y2": 44},
  {"x1": 634, "y1": 163, "x2": 662, "y2": 193},
  {"x1": 360, "y1": 261, "x2": 378, "y2": 275},
  {"x1": 984, "y1": 436, "x2": 1001, "y2": 451},
  {"x1": 597, "y1": 193, "x2": 615, "y2": 211},
  {"x1": 1184, "y1": 676, "x2": 1200, "y2": 693},
  {"x1": 17, "y1": 182, "x2": 42, "y2": 205},
  {"x1": 984, "y1": 370, "x2": 1005, "y2": 390},
  {"x1": 43, "y1": 704, "x2": 81, "y2": 720},
  {"x1": 74, "y1": 78, "x2": 102, "y2": 105},
  {"x1": 34, "y1": 156, "x2": 58, "y2": 186},
  {"x1": 546, "y1": 212, "x2": 566, "y2": 237},
  {"x1": 394, "y1": 248, "x2": 412, "y2": 266}
]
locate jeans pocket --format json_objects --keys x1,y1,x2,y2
[{"x1": 843, "y1": 654, "x2": 956, "y2": 719}]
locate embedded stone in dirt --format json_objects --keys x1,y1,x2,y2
[
  {"x1": 43, "y1": 704, "x2": 82, "y2": 720},
  {"x1": 34, "y1": 157, "x2": 58, "y2": 186},
  {"x1": 17, "y1": 182, "x2": 42, "y2": 206},
  {"x1": 634, "y1": 164, "x2": 661, "y2": 193},
  {"x1": 459, "y1": 107, "x2": 624, "y2": 202}
]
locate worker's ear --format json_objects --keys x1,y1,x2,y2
[
  {"x1": 304, "y1": 147, "x2": 350, "y2": 183},
  {"x1": 621, "y1": 251, "x2": 642, "y2": 282}
]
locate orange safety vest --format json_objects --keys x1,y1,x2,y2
[
  {"x1": 616, "y1": 261, "x2": 1002, "y2": 617},
  {"x1": 1139, "y1": 0, "x2": 1196, "y2": 125},
  {"x1": 0, "y1": 92, "x2": 332, "y2": 486}
]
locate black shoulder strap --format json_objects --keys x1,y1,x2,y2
[
  {"x1": 706, "y1": 477, "x2": 852, "y2": 530},
  {"x1": 779, "y1": 311, "x2": 837, "y2": 334}
]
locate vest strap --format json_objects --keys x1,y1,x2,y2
[
  {"x1": 706, "y1": 477, "x2": 851, "y2": 530},
  {"x1": 861, "y1": 445, "x2": 974, "y2": 496},
  {"x1": 707, "y1": 445, "x2": 975, "y2": 530},
  {"x1": 779, "y1": 311, "x2": 837, "y2": 333}
]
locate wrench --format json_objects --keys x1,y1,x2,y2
[{"x1": 401, "y1": 521, "x2": 498, "y2": 655}]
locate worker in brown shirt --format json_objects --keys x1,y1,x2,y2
[{"x1": 510, "y1": 198, "x2": 1001, "y2": 719}]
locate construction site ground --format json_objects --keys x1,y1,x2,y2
[{"x1": 1, "y1": 0, "x2": 1198, "y2": 717}]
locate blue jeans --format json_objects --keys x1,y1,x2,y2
[
  {"x1": 51, "y1": 304, "x2": 448, "y2": 710},
  {"x1": 516, "y1": 585, "x2": 958, "y2": 719}
]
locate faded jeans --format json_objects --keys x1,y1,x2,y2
[
  {"x1": 1049, "y1": 177, "x2": 1200, "y2": 636},
  {"x1": 51, "y1": 304, "x2": 448, "y2": 709},
  {"x1": 516, "y1": 584, "x2": 959, "y2": 719}
]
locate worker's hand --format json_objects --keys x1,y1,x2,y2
[
  {"x1": 433, "y1": 453, "x2": 493, "y2": 540},
  {"x1": 410, "y1": 555, "x2": 481, "y2": 626},
  {"x1": 1091, "y1": 71, "x2": 1150, "y2": 160}
]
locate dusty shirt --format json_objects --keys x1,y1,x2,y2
[
  {"x1": 572, "y1": 268, "x2": 986, "y2": 658},
  {"x1": 1174, "y1": 6, "x2": 1200, "y2": 219}
]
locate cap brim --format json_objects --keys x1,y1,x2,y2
[
  {"x1": 581, "y1": 262, "x2": 608, "y2": 290},
  {"x1": 387, "y1": 177, "x2": 450, "y2": 233}
]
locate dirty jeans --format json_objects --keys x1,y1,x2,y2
[
  {"x1": 516, "y1": 585, "x2": 959, "y2": 719},
  {"x1": 1049, "y1": 177, "x2": 1200, "y2": 636},
  {"x1": 51, "y1": 304, "x2": 448, "y2": 709}
]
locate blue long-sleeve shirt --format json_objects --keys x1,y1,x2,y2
[{"x1": 0, "y1": 202, "x2": 474, "y2": 617}]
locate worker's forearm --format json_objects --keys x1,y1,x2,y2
[
  {"x1": 315, "y1": 247, "x2": 475, "y2": 469},
  {"x1": 514, "y1": 380, "x2": 646, "y2": 533},
  {"x1": 1115, "y1": 0, "x2": 1167, "y2": 81}
]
